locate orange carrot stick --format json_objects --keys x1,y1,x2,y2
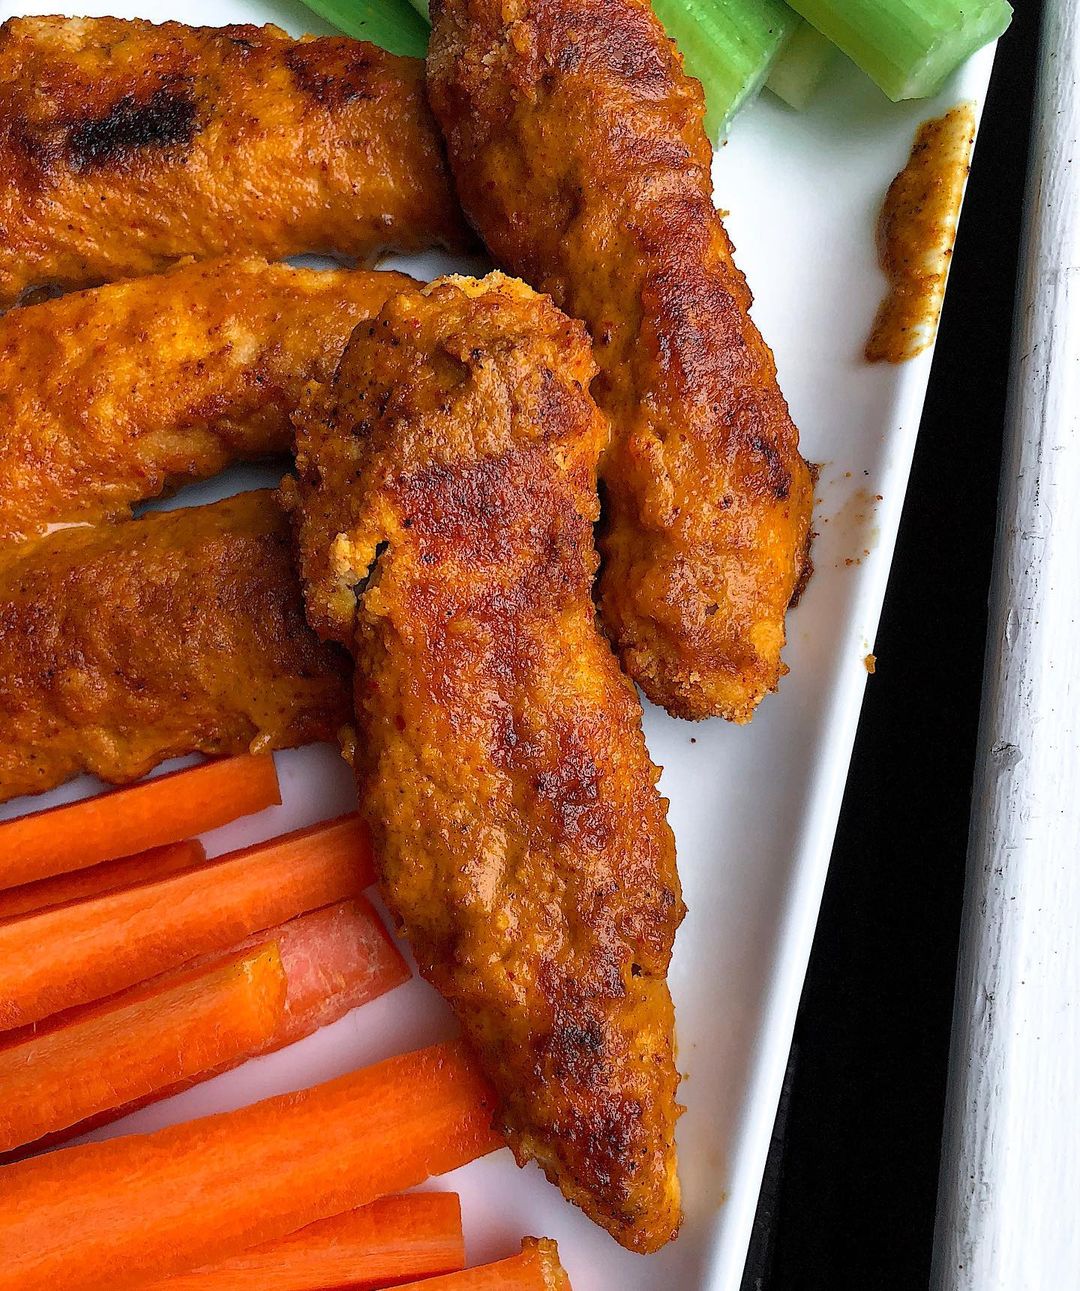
[
  {"x1": 147, "y1": 1193, "x2": 465, "y2": 1290},
  {"x1": 0, "y1": 898, "x2": 407, "y2": 1155},
  {"x1": 0, "y1": 753, "x2": 280, "y2": 889},
  {"x1": 0, "y1": 946, "x2": 287, "y2": 1155},
  {"x1": 236, "y1": 897, "x2": 409, "y2": 1050},
  {"x1": 392, "y1": 1239, "x2": 572, "y2": 1291},
  {"x1": 0, "y1": 813, "x2": 374, "y2": 1029},
  {"x1": 0, "y1": 1040, "x2": 503, "y2": 1291},
  {"x1": 0, "y1": 839, "x2": 206, "y2": 921}
]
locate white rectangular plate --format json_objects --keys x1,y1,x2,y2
[{"x1": 0, "y1": 2, "x2": 997, "y2": 1286}]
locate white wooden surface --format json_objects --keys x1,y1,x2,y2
[{"x1": 933, "y1": 3, "x2": 1080, "y2": 1286}]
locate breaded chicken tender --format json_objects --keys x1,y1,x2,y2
[
  {"x1": 0, "y1": 492, "x2": 350, "y2": 805},
  {"x1": 428, "y1": 0, "x2": 814, "y2": 721},
  {"x1": 285, "y1": 273, "x2": 684, "y2": 1252},
  {"x1": 0, "y1": 256, "x2": 415, "y2": 544},
  {"x1": 0, "y1": 16, "x2": 467, "y2": 306}
]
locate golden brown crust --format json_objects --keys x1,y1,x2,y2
[
  {"x1": 0, "y1": 16, "x2": 468, "y2": 305},
  {"x1": 427, "y1": 0, "x2": 814, "y2": 721},
  {"x1": 286, "y1": 273, "x2": 683, "y2": 1252},
  {"x1": 0, "y1": 491, "x2": 350, "y2": 805},
  {"x1": 0, "y1": 255, "x2": 415, "y2": 545}
]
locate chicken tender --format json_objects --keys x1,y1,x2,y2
[
  {"x1": 0, "y1": 16, "x2": 467, "y2": 306},
  {"x1": 285, "y1": 274, "x2": 684, "y2": 1252},
  {"x1": 0, "y1": 492, "x2": 350, "y2": 805},
  {"x1": 428, "y1": 0, "x2": 814, "y2": 721},
  {"x1": 0, "y1": 256, "x2": 416, "y2": 545}
]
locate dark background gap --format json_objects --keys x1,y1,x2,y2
[{"x1": 741, "y1": 5, "x2": 1044, "y2": 1288}]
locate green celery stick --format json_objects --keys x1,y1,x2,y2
[
  {"x1": 298, "y1": 0, "x2": 430, "y2": 56},
  {"x1": 766, "y1": 19, "x2": 837, "y2": 110},
  {"x1": 785, "y1": 0, "x2": 1012, "y2": 101},
  {"x1": 655, "y1": 0, "x2": 798, "y2": 137},
  {"x1": 406, "y1": 0, "x2": 430, "y2": 16}
]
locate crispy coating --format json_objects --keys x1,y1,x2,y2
[
  {"x1": 0, "y1": 255, "x2": 415, "y2": 545},
  {"x1": 285, "y1": 274, "x2": 683, "y2": 1252},
  {"x1": 0, "y1": 492, "x2": 350, "y2": 805},
  {"x1": 0, "y1": 16, "x2": 468, "y2": 306},
  {"x1": 428, "y1": 0, "x2": 814, "y2": 721}
]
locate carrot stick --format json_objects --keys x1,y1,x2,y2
[
  {"x1": 0, "y1": 753, "x2": 280, "y2": 889},
  {"x1": 0, "y1": 813, "x2": 374, "y2": 1029},
  {"x1": 147, "y1": 1193, "x2": 465, "y2": 1290},
  {"x1": 0, "y1": 839, "x2": 206, "y2": 921},
  {"x1": 0, "y1": 1040, "x2": 503, "y2": 1291},
  {"x1": 0, "y1": 898, "x2": 407, "y2": 1155},
  {"x1": 0, "y1": 946, "x2": 287, "y2": 1155},
  {"x1": 391, "y1": 1239, "x2": 572, "y2": 1291},
  {"x1": 237, "y1": 897, "x2": 409, "y2": 1050}
]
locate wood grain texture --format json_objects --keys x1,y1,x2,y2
[{"x1": 933, "y1": 4, "x2": 1080, "y2": 1286}]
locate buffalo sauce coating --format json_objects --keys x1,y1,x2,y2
[
  {"x1": 427, "y1": 0, "x2": 814, "y2": 722},
  {"x1": 285, "y1": 274, "x2": 684, "y2": 1253},
  {"x1": 0, "y1": 256, "x2": 416, "y2": 545},
  {"x1": 0, "y1": 16, "x2": 468, "y2": 305},
  {"x1": 866, "y1": 104, "x2": 977, "y2": 364},
  {"x1": 0, "y1": 491, "x2": 350, "y2": 804}
]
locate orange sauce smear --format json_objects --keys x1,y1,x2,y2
[{"x1": 866, "y1": 104, "x2": 977, "y2": 364}]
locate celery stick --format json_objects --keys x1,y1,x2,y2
[
  {"x1": 655, "y1": 0, "x2": 798, "y2": 137},
  {"x1": 405, "y1": 0, "x2": 430, "y2": 17},
  {"x1": 766, "y1": 20, "x2": 836, "y2": 110},
  {"x1": 297, "y1": 0, "x2": 430, "y2": 57},
  {"x1": 785, "y1": 0, "x2": 1012, "y2": 101}
]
